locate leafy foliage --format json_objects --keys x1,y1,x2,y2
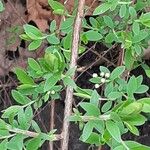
[{"x1": 0, "y1": 0, "x2": 150, "y2": 149}]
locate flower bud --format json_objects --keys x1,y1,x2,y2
[
  {"x1": 92, "y1": 73, "x2": 98, "y2": 78},
  {"x1": 95, "y1": 84, "x2": 100, "y2": 89},
  {"x1": 100, "y1": 72, "x2": 105, "y2": 77},
  {"x1": 105, "y1": 73, "x2": 110, "y2": 78},
  {"x1": 51, "y1": 90, "x2": 55, "y2": 95},
  {"x1": 101, "y1": 78, "x2": 106, "y2": 83}
]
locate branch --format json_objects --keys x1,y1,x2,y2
[{"x1": 61, "y1": 0, "x2": 85, "y2": 149}]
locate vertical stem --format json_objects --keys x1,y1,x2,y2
[
  {"x1": 49, "y1": 100, "x2": 55, "y2": 150},
  {"x1": 61, "y1": 0, "x2": 85, "y2": 150}
]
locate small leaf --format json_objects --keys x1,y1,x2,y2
[
  {"x1": 50, "y1": 20, "x2": 57, "y2": 32},
  {"x1": 26, "y1": 137, "x2": 41, "y2": 150},
  {"x1": 132, "y1": 30, "x2": 148, "y2": 43},
  {"x1": 106, "y1": 120, "x2": 122, "y2": 143},
  {"x1": 108, "y1": 92, "x2": 122, "y2": 100},
  {"x1": 15, "y1": 69, "x2": 34, "y2": 85},
  {"x1": 103, "y1": 16, "x2": 114, "y2": 29},
  {"x1": 44, "y1": 73, "x2": 60, "y2": 92},
  {"x1": 48, "y1": 0, "x2": 65, "y2": 11},
  {"x1": 28, "y1": 40, "x2": 42, "y2": 51},
  {"x1": 135, "y1": 85, "x2": 149, "y2": 94},
  {"x1": 47, "y1": 34, "x2": 60, "y2": 45},
  {"x1": 132, "y1": 22, "x2": 140, "y2": 35},
  {"x1": 127, "y1": 76, "x2": 138, "y2": 97},
  {"x1": 119, "y1": 5, "x2": 127, "y2": 18},
  {"x1": 119, "y1": 102, "x2": 143, "y2": 116},
  {"x1": 23, "y1": 24, "x2": 43, "y2": 40},
  {"x1": 101, "y1": 101, "x2": 112, "y2": 112},
  {"x1": 84, "y1": 30, "x2": 103, "y2": 41},
  {"x1": 110, "y1": 66, "x2": 125, "y2": 80},
  {"x1": 63, "y1": 77, "x2": 76, "y2": 89},
  {"x1": 139, "y1": 12, "x2": 150, "y2": 28},
  {"x1": 11, "y1": 90, "x2": 31, "y2": 105},
  {"x1": 81, "y1": 121, "x2": 94, "y2": 142},
  {"x1": 93, "y1": 3, "x2": 111, "y2": 15},
  {"x1": 0, "y1": 1, "x2": 4, "y2": 12},
  {"x1": 80, "y1": 102, "x2": 100, "y2": 116},
  {"x1": 90, "y1": 90, "x2": 100, "y2": 106},
  {"x1": 2, "y1": 106, "x2": 21, "y2": 118},
  {"x1": 28, "y1": 58, "x2": 41, "y2": 72}
]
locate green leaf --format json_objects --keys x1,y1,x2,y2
[
  {"x1": 133, "y1": 44, "x2": 142, "y2": 55},
  {"x1": 80, "y1": 102, "x2": 100, "y2": 116},
  {"x1": 0, "y1": 140, "x2": 8, "y2": 150},
  {"x1": 99, "y1": 66, "x2": 110, "y2": 74},
  {"x1": 129, "y1": 6, "x2": 137, "y2": 18},
  {"x1": 28, "y1": 40, "x2": 42, "y2": 51},
  {"x1": 44, "y1": 73, "x2": 60, "y2": 92},
  {"x1": 89, "y1": 17, "x2": 98, "y2": 28},
  {"x1": 124, "y1": 114, "x2": 147, "y2": 126},
  {"x1": 63, "y1": 76, "x2": 76, "y2": 89},
  {"x1": 60, "y1": 18, "x2": 74, "y2": 30},
  {"x1": 15, "y1": 68, "x2": 34, "y2": 85},
  {"x1": 73, "y1": 92, "x2": 91, "y2": 99},
  {"x1": 139, "y1": 12, "x2": 150, "y2": 28},
  {"x1": 28, "y1": 58, "x2": 41, "y2": 72},
  {"x1": 84, "y1": 30, "x2": 103, "y2": 41},
  {"x1": 132, "y1": 30, "x2": 148, "y2": 43},
  {"x1": 47, "y1": 34, "x2": 60, "y2": 45},
  {"x1": 114, "y1": 141, "x2": 150, "y2": 150},
  {"x1": 25, "y1": 106, "x2": 33, "y2": 123},
  {"x1": 138, "y1": 98, "x2": 150, "y2": 113},
  {"x1": 2, "y1": 105, "x2": 21, "y2": 118},
  {"x1": 110, "y1": 66, "x2": 125, "y2": 80},
  {"x1": 132, "y1": 22, "x2": 140, "y2": 35},
  {"x1": 135, "y1": 85, "x2": 149, "y2": 94},
  {"x1": 125, "y1": 122, "x2": 139, "y2": 136},
  {"x1": 0, "y1": 0, "x2": 4, "y2": 12},
  {"x1": 7, "y1": 134, "x2": 23, "y2": 150},
  {"x1": 50, "y1": 20, "x2": 57, "y2": 32},
  {"x1": 84, "y1": 132, "x2": 101, "y2": 146},
  {"x1": 26, "y1": 137, "x2": 42, "y2": 150},
  {"x1": 48, "y1": 0, "x2": 65, "y2": 11},
  {"x1": 127, "y1": 76, "x2": 137, "y2": 97},
  {"x1": 101, "y1": 101, "x2": 112, "y2": 113},
  {"x1": 90, "y1": 90, "x2": 100, "y2": 106},
  {"x1": 11, "y1": 90, "x2": 31, "y2": 105},
  {"x1": 65, "y1": 67, "x2": 76, "y2": 77},
  {"x1": 106, "y1": 120, "x2": 122, "y2": 143},
  {"x1": 93, "y1": 3, "x2": 111, "y2": 15},
  {"x1": 31, "y1": 120, "x2": 41, "y2": 133},
  {"x1": 107, "y1": 92, "x2": 122, "y2": 100},
  {"x1": 119, "y1": 102, "x2": 143, "y2": 116},
  {"x1": 125, "y1": 48, "x2": 135, "y2": 69},
  {"x1": 81, "y1": 121, "x2": 94, "y2": 142},
  {"x1": 23, "y1": 24, "x2": 43, "y2": 40},
  {"x1": 103, "y1": 16, "x2": 114, "y2": 29},
  {"x1": 119, "y1": 5, "x2": 127, "y2": 18}
]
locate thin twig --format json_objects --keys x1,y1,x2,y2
[
  {"x1": 49, "y1": 100, "x2": 55, "y2": 150},
  {"x1": 61, "y1": 0, "x2": 85, "y2": 149}
]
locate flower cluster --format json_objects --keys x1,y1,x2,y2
[{"x1": 92, "y1": 72, "x2": 110, "y2": 89}]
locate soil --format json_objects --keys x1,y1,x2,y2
[{"x1": 0, "y1": 0, "x2": 150, "y2": 150}]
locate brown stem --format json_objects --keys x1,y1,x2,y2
[
  {"x1": 49, "y1": 100, "x2": 55, "y2": 150},
  {"x1": 61, "y1": 0, "x2": 85, "y2": 149}
]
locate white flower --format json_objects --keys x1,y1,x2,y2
[
  {"x1": 92, "y1": 73, "x2": 98, "y2": 78},
  {"x1": 101, "y1": 78, "x2": 106, "y2": 83},
  {"x1": 100, "y1": 72, "x2": 105, "y2": 77},
  {"x1": 105, "y1": 73, "x2": 110, "y2": 78},
  {"x1": 51, "y1": 90, "x2": 55, "y2": 95},
  {"x1": 95, "y1": 84, "x2": 100, "y2": 89}
]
